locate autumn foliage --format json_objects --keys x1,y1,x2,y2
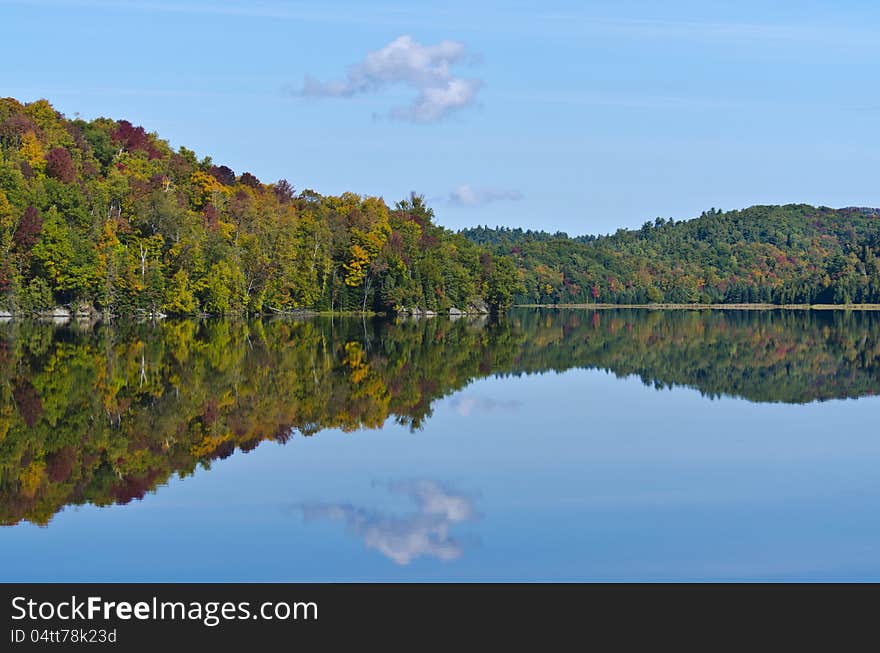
[{"x1": 0, "y1": 97, "x2": 516, "y2": 316}]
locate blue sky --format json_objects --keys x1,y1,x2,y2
[{"x1": 2, "y1": 0, "x2": 879, "y2": 235}]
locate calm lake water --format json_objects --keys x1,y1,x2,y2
[{"x1": 2, "y1": 308, "x2": 880, "y2": 581}]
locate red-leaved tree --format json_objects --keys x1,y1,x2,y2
[
  {"x1": 238, "y1": 171, "x2": 261, "y2": 188},
  {"x1": 273, "y1": 179, "x2": 295, "y2": 203},
  {"x1": 210, "y1": 165, "x2": 236, "y2": 186},
  {"x1": 45, "y1": 147, "x2": 76, "y2": 183},
  {"x1": 13, "y1": 206, "x2": 42, "y2": 251},
  {"x1": 112, "y1": 120, "x2": 160, "y2": 159}
]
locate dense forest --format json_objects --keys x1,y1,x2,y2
[
  {"x1": 462, "y1": 205, "x2": 880, "y2": 305},
  {"x1": 2, "y1": 308, "x2": 879, "y2": 526},
  {"x1": 0, "y1": 98, "x2": 519, "y2": 317},
  {"x1": 3, "y1": 96, "x2": 880, "y2": 315}
]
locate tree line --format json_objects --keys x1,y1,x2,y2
[
  {"x1": 0, "y1": 98, "x2": 520, "y2": 317},
  {"x1": 462, "y1": 205, "x2": 880, "y2": 305},
  {"x1": 3, "y1": 97, "x2": 879, "y2": 316}
]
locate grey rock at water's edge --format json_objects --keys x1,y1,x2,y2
[
  {"x1": 398, "y1": 302, "x2": 489, "y2": 316},
  {"x1": 43, "y1": 307, "x2": 71, "y2": 319},
  {"x1": 467, "y1": 300, "x2": 490, "y2": 314}
]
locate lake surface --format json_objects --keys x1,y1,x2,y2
[{"x1": 2, "y1": 308, "x2": 880, "y2": 581}]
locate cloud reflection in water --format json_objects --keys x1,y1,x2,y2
[
  {"x1": 298, "y1": 480, "x2": 479, "y2": 565},
  {"x1": 449, "y1": 394, "x2": 522, "y2": 417}
]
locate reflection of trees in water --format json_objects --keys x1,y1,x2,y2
[
  {"x1": 1, "y1": 308, "x2": 879, "y2": 526},
  {"x1": 510, "y1": 309, "x2": 880, "y2": 404}
]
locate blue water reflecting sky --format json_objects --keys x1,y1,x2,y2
[{"x1": 4, "y1": 367, "x2": 880, "y2": 581}]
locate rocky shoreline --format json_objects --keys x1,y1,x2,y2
[{"x1": 0, "y1": 300, "x2": 494, "y2": 322}]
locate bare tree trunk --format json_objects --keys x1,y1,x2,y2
[{"x1": 362, "y1": 276, "x2": 372, "y2": 314}]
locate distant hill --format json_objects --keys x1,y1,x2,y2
[{"x1": 462, "y1": 204, "x2": 880, "y2": 305}]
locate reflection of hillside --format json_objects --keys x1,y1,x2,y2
[
  {"x1": 0, "y1": 317, "x2": 518, "y2": 526},
  {"x1": 2, "y1": 308, "x2": 879, "y2": 526},
  {"x1": 509, "y1": 309, "x2": 880, "y2": 404}
]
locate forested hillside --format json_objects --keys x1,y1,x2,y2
[
  {"x1": 0, "y1": 98, "x2": 518, "y2": 317},
  {"x1": 463, "y1": 205, "x2": 880, "y2": 305},
  {"x1": 3, "y1": 97, "x2": 880, "y2": 316}
]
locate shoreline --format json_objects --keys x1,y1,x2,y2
[
  {"x1": 515, "y1": 303, "x2": 880, "y2": 311},
  {"x1": 6, "y1": 303, "x2": 880, "y2": 323}
]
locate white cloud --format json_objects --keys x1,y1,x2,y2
[
  {"x1": 302, "y1": 35, "x2": 482, "y2": 123},
  {"x1": 449, "y1": 184, "x2": 523, "y2": 207},
  {"x1": 297, "y1": 480, "x2": 478, "y2": 565}
]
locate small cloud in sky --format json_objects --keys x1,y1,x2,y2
[
  {"x1": 295, "y1": 479, "x2": 479, "y2": 565},
  {"x1": 301, "y1": 35, "x2": 482, "y2": 122},
  {"x1": 448, "y1": 184, "x2": 523, "y2": 207}
]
